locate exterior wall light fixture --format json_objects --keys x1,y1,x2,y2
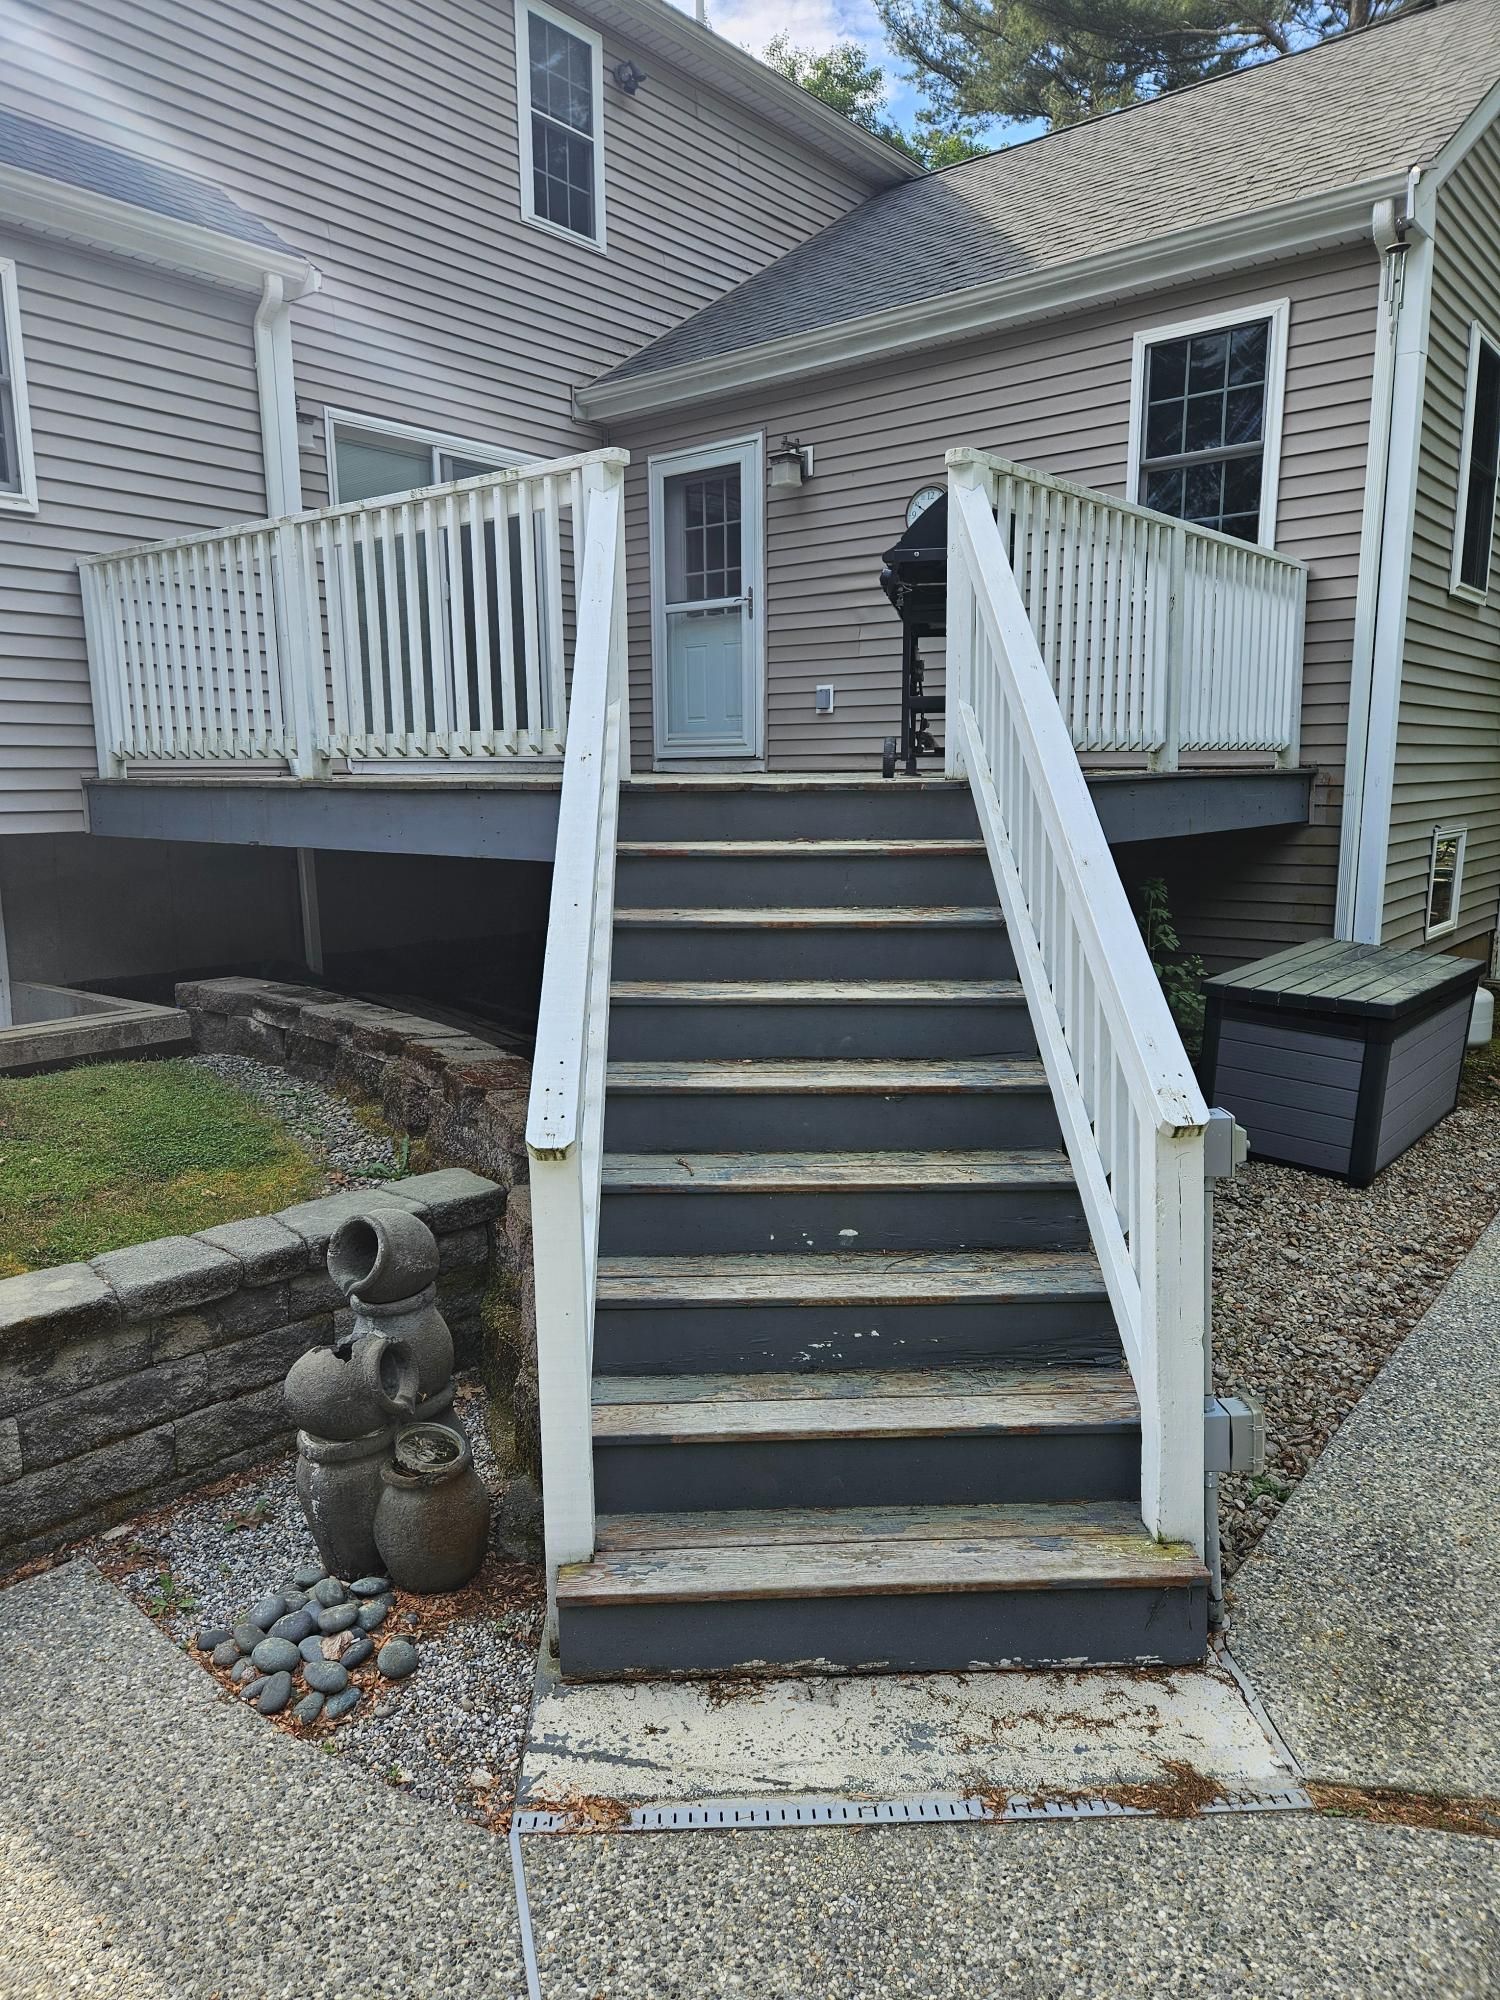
[
  {"x1": 768, "y1": 436, "x2": 813, "y2": 490},
  {"x1": 612, "y1": 59, "x2": 648, "y2": 93}
]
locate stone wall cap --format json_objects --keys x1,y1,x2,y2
[
  {"x1": 0, "y1": 1263, "x2": 120, "y2": 1348},
  {"x1": 195, "y1": 1215, "x2": 307, "y2": 1283},
  {"x1": 90, "y1": 1237, "x2": 242, "y2": 1319},
  {"x1": 274, "y1": 1186, "x2": 428, "y2": 1264},
  {"x1": 392, "y1": 1169, "x2": 504, "y2": 1227}
]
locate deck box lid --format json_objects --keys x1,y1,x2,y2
[{"x1": 1204, "y1": 938, "x2": 1482, "y2": 1020}]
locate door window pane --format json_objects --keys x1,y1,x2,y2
[
  {"x1": 1139, "y1": 316, "x2": 1272, "y2": 541},
  {"x1": 527, "y1": 10, "x2": 597, "y2": 241},
  {"x1": 664, "y1": 468, "x2": 742, "y2": 604},
  {"x1": 1457, "y1": 334, "x2": 1500, "y2": 594}
]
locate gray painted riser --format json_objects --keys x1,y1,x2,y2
[
  {"x1": 596, "y1": 1186, "x2": 1090, "y2": 1257},
  {"x1": 608, "y1": 1000, "x2": 1038, "y2": 1061},
  {"x1": 601, "y1": 1088, "x2": 1061, "y2": 1153},
  {"x1": 592, "y1": 1301, "x2": 1123, "y2": 1375},
  {"x1": 592, "y1": 1430, "x2": 1141, "y2": 1513},
  {"x1": 559, "y1": 1583, "x2": 1209, "y2": 1679},
  {"x1": 618, "y1": 785, "x2": 981, "y2": 844},
  {"x1": 610, "y1": 925, "x2": 1017, "y2": 982},
  {"x1": 614, "y1": 852, "x2": 997, "y2": 908}
]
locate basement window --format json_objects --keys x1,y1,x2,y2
[
  {"x1": 1452, "y1": 321, "x2": 1500, "y2": 600},
  {"x1": 0, "y1": 259, "x2": 37, "y2": 513},
  {"x1": 517, "y1": 0, "x2": 605, "y2": 247},
  {"x1": 1426, "y1": 825, "x2": 1467, "y2": 940},
  {"x1": 1129, "y1": 301, "x2": 1289, "y2": 546}
]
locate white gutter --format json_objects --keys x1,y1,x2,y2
[
  {"x1": 0, "y1": 157, "x2": 317, "y2": 295},
  {"x1": 577, "y1": 176, "x2": 1407, "y2": 422},
  {"x1": 1335, "y1": 168, "x2": 1437, "y2": 943}
]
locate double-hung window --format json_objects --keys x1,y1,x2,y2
[
  {"x1": 0, "y1": 259, "x2": 38, "y2": 513},
  {"x1": 1451, "y1": 321, "x2": 1500, "y2": 600},
  {"x1": 516, "y1": 0, "x2": 605, "y2": 247},
  {"x1": 1129, "y1": 301, "x2": 1289, "y2": 545}
]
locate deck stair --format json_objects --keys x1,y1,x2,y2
[{"x1": 554, "y1": 779, "x2": 1209, "y2": 1679}]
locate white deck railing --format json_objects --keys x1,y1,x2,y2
[
  {"x1": 946, "y1": 447, "x2": 1211, "y2": 1550},
  {"x1": 523, "y1": 453, "x2": 629, "y2": 1581},
  {"x1": 983, "y1": 454, "x2": 1305, "y2": 767},
  {"x1": 78, "y1": 449, "x2": 629, "y2": 775}
]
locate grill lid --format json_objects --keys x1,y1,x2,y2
[{"x1": 879, "y1": 492, "x2": 947, "y2": 637}]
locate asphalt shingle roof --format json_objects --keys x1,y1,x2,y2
[
  {"x1": 600, "y1": 0, "x2": 1500, "y2": 388},
  {"x1": 0, "y1": 102, "x2": 298, "y2": 258}
]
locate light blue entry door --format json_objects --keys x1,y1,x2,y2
[{"x1": 652, "y1": 439, "x2": 761, "y2": 758}]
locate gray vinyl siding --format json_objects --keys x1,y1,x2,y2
[
  {"x1": 1382, "y1": 121, "x2": 1500, "y2": 956},
  {"x1": 614, "y1": 249, "x2": 1378, "y2": 956},
  {"x1": 0, "y1": 230, "x2": 265, "y2": 835},
  {"x1": 0, "y1": 0, "x2": 877, "y2": 509}
]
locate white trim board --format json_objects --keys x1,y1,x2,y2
[
  {"x1": 1125, "y1": 297, "x2": 1290, "y2": 550},
  {"x1": 0, "y1": 257, "x2": 39, "y2": 516},
  {"x1": 648, "y1": 433, "x2": 765, "y2": 765},
  {"x1": 515, "y1": 0, "x2": 608, "y2": 254}
]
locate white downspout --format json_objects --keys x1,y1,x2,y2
[
  {"x1": 253, "y1": 268, "x2": 318, "y2": 517},
  {"x1": 1335, "y1": 171, "x2": 1436, "y2": 942}
]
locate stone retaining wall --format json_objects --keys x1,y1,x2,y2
[
  {"x1": 0, "y1": 1170, "x2": 501, "y2": 1565},
  {"x1": 174, "y1": 979, "x2": 539, "y2": 1484}
]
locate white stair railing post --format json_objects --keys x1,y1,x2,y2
[
  {"x1": 1152, "y1": 524, "x2": 1186, "y2": 773},
  {"x1": 526, "y1": 449, "x2": 629, "y2": 1590},
  {"x1": 272, "y1": 519, "x2": 328, "y2": 778},
  {"x1": 1135, "y1": 1121, "x2": 1207, "y2": 1544},
  {"x1": 944, "y1": 449, "x2": 992, "y2": 778}
]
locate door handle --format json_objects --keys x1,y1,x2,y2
[{"x1": 746, "y1": 585, "x2": 754, "y2": 618}]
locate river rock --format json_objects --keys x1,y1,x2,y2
[
  {"x1": 324, "y1": 1688, "x2": 362, "y2": 1722},
  {"x1": 210, "y1": 1639, "x2": 242, "y2": 1669},
  {"x1": 294, "y1": 1692, "x2": 325, "y2": 1725},
  {"x1": 318, "y1": 1602, "x2": 360, "y2": 1635},
  {"x1": 304, "y1": 1660, "x2": 349, "y2": 1695},
  {"x1": 377, "y1": 1639, "x2": 418, "y2": 1681},
  {"x1": 269, "y1": 1608, "x2": 317, "y2": 1645},
  {"x1": 256, "y1": 1671, "x2": 294, "y2": 1714},
  {"x1": 299, "y1": 1635, "x2": 327, "y2": 1664},
  {"x1": 291, "y1": 1564, "x2": 325, "y2": 1591},
  {"x1": 313, "y1": 1577, "x2": 347, "y2": 1608},
  {"x1": 239, "y1": 1676, "x2": 267, "y2": 1702},
  {"x1": 250, "y1": 1636, "x2": 301, "y2": 1675},
  {"x1": 341, "y1": 1636, "x2": 374, "y2": 1669},
  {"x1": 250, "y1": 1595, "x2": 288, "y2": 1629},
  {"x1": 232, "y1": 1623, "x2": 265, "y2": 1654},
  {"x1": 349, "y1": 1576, "x2": 391, "y2": 1598},
  {"x1": 356, "y1": 1599, "x2": 390, "y2": 1634},
  {"x1": 195, "y1": 1626, "x2": 233, "y2": 1653},
  {"x1": 231, "y1": 1659, "x2": 259, "y2": 1684},
  {"x1": 282, "y1": 1590, "x2": 308, "y2": 1611}
]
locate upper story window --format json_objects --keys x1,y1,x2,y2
[
  {"x1": 1128, "y1": 301, "x2": 1290, "y2": 546},
  {"x1": 0, "y1": 259, "x2": 38, "y2": 514},
  {"x1": 516, "y1": 0, "x2": 605, "y2": 248},
  {"x1": 1452, "y1": 320, "x2": 1500, "y2": 600}
]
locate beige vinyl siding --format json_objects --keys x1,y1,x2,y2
[
  {"x1": 0, "y1": 230, "x2": 265, "y2": 834},
  {"x1": 1382, "y1": 122, "x2": 1500, "y2": 956},
  {"x1": 0, "y1": 0, "x2": 877, "y2": 507},
  {"x1": 614, "y1": 249, "x2": 1378, "y2": 953}
]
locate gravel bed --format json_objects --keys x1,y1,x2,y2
[
  {"x1": 1213, "y1": 1047, "x2": 1500, "y2": 1582},
  {"x1": 84, "y1": 1377, "x2": 544, "y2": 1828},
  {"x1": 187, "y1": 1051, "x2": 401, "y2": 1189}
]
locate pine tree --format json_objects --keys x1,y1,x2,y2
[{"x1": 762, "y1": 33, "x2": 988, "y2": 166}]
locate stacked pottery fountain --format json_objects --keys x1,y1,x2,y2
[{"x1": 283, "y1": 1209, "x2": 491, "y2": 1593}]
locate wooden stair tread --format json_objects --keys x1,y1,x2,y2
[
  {"x1": 595, "y1": 1499, "x2": 1146, "y2": 1551},
  {"x1": 606, "y1": 1058, "x2": 1045, "y2": 1094},
  {"x1": 591, "y1": 1366, "x2": 1138, "y2": 1442},
  {"x1": 594, "y1": 1248, "x2": 1106, "y2": 1306},
  {"x1": 609, "y1": 979, "x2": 1023, "y2": 1005},
  {"x1": 559, "y1": 1508, "x2": 1204, "y2": 1605},
  {"x1": 601, "y1": 1149, "x2": 1073, "y2": 1192},
  {"x1": 616, "y1": 839, "x2": 985, "y2": 857},
  {"x1": 614, "y1": 905, "x2": 1004, "y2": 929}
]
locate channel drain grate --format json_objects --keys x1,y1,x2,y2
[{"x1": 513, "y1": 1786, "x2": 1311, "y2": 1835}]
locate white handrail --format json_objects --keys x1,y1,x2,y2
[
  {"x1": 945, "y1": 446, "x2": 1209, "y2": 1550},
  {"x1": 976, "y1": 453, "x2": 1306, "y2": 768},
  {"x1": 79, "y1": 448, "x2": 627, "y2": 774},
  {"x1": 524, "y1": 452, "x2": 630, "y2": 1580}
]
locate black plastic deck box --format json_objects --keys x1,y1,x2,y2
[{"x1": 1202, "y1": 939, "x2": 1482, "y2": 1185}]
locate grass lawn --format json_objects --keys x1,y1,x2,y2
[{"x1": 0, "y1": 1059, "x2": 326, "y2": 1276}]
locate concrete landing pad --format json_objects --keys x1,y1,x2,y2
[{"x1": 519, "y1": 1649, "x2": 1292, "y2": 1811}]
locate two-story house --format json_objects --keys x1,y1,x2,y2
[{"x1": 2, "y1": 0, "x2": 1498, "y2": 1679}]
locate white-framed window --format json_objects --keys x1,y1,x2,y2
[
  {"x1": 0, "y1": 258, "x2": 38, "y2": 514},
  {"x1": 1451, "y1": 320, "x2": 1500, "y2": 602},
  {"x1": 515, "y1": 0, "x2": 606, "y2": 249},
  {"x1": 1127, "y1": 299, "x2": 1290, "y2": 546},
  {"x1": 323, "y1": 410, "x2": 522, "y2": 504},
  {"x1": 1426, "y1": 824, "x2": 1467, "y2": 939}
]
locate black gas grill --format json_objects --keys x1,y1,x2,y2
[{"x1": 878, "y1": 494, "x2": 947, "y2": 776}]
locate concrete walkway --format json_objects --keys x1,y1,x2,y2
[{"x1": 4, "y1": 1217, "x2": 1500, "y2": 1998}]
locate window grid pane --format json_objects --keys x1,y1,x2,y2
[
  {"x1": 1141, "y1": 318, "x2": 1271, "y2": 541},
  {"x1": 1459, "y1": 339, "x2": 1500, "y2": 592},
  {"x1": 528, "y1": 11, "x2": 596, "y2": 239},
  {"x1": 0, "y1": 302, "x2": 18, "y2": 494}
]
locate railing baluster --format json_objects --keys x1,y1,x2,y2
[
  {"x1": 516, "y1": 477, "x2": 545, "y2": 755},
  {"x1": 444, "y1": 491, "x2": 471, "y2": 756},
  {"x1": 468, "y1": 487, "x2": 495, "y2": 755},
  {"x1": 492, "y1": 484, "x2": 520, "y2": 753},
  {"x1": 257, "y1": 531, "x2": 287, "y2": 758}
]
